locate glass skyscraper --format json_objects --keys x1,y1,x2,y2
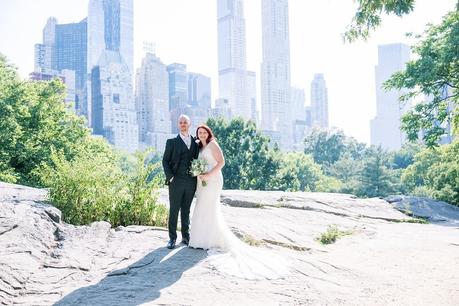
[
  {"x1": 217, "y1": 0, "x2": 252, "y2": 121},
  {"x1": 370, "y1": 43, "x2": 411, "y2": 150},
  {"x1": 310, "y1": 73, "x2": 329, "y2": 129},
  {"x1": 261, "y1": 0, "x2": 292, "y2": 150},
  {"x1": 54, "y1": 19, "x2": 87, "y2": 114}
]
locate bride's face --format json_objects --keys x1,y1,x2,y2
[{"x1": 198, "y1": 128, "x2": 209, "y2": 142}]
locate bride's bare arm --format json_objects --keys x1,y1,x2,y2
[{"x1": 201, "y1": 141, "x2": 225, "y2": 179}]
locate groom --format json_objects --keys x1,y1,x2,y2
[{"x1": 162, "y1": 114, "x2": 199, "y2": 249}]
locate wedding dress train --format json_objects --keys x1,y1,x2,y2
[{"x1": 189, "y1": 143, "x2": 289, "y2": 280}]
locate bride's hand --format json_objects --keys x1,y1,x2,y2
[{"x1": 198, "y1": 173, "x2": 210, "y2": 181}]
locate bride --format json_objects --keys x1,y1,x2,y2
[{"x1": 189, "y1": 124, "x2": 289, "y2": 280}]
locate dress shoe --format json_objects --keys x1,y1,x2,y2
[
  {"x1": 181, "y1": 237, "x2": 189, "y2": 246},
  {"x1": 167, "y1": 239, "x2": 176, "y2": 249}
]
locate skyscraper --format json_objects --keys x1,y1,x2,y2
[
  {"x1": 370, "y1": 43, "x2": 411, "y2": 150},
  {"x1": 91, "y1": 50, "x2": 138, "y2": 152},
  {"x1": 291, "y1": 87, "x2": 308, "y2": 151},
  {"x1": 33, "y1": 17, "x2": 84, "y2": 113},
  {"x1": 168, "y1": 64, "x2": 211, "y2": 134},
  {"x1": 87, "y1": 0, "x2": 133, "y2": 76},
  {"x1": 260, "y1": 0, "x2": 292, "y2": 150},
  {"x1": 54, "y1": 19, "x2": 87, "y2": 115},
  {"x1": 135, "y1": 52, "x2": 171, "y2": 152},
  {"x1": 188, "y1": 73, "x2": 211, "y2": 110},
  {"x1": 310, "y1": 73, "x2": 329, "y2": 129},
  {"x1": 247, "y1": 70, "x2": 258, "y2": 125},
  {"x1": 217, "y1": 0, "x2": 251, "y2": 120},
  {"x1": 87, "y1": 0, "x2": 134, "y2": 126},
  {"x1": 86, "y1": 0, "x2": 137, "y2": 151}
]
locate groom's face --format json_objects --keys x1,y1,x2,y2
[{"x1": 178, "y1": 118, "x2": 190, "y2": 134}]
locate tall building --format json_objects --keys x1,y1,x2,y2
[
  {"x1": 291, "y1": 87, "x2": 308, "y2": 151},
  {"x1": 167, "y1": 63, "x2": 211, "y2": 134},
  {"x1": 188, "y1": 73, "x2": 211, "y2": 110},
  {"x1": 260, "y1": 0, "x2": 292, "y2": 150},
  {"x1": 33, "y1": 17, "x2": 84, "y2": 113},
  {"x1": 135, "y1": 53, "x2": 171, "y2": 152},
  {"x1": 247, "y1": 70, "x2": 258, "y2": 125},
  {"x1": 34, "y1": 17, "x2": 57, "y2": 72},
  {"x1": 91, "y1": 50, "x2": 138, "y2": 152},
  {"x1": 54, "y1": 19, "x2": 87, "y2": 115},
  {"x1": 370, "y1": 43, "x2": 411, "y2": 150},
  {"x1": 217, "y1": 0, "x2": 251, "y2": 120},
  {"x1": 167, "y1": 63, "x2": 188, "y2": 111},
  {"x1": 211, "y1": 98, "x2": 232, "y2": 121},
  {"x1": 87, "y1": 0, "x2": 133, "y2": 76},
  {"x1": 29, "y1": 69, "x2": 76, "y2": 107},
  {"x1": 310, "y1": 73, "x2": 328, "y2": 129},
  {"x1": 87, "y1": 0, "x2": 134, "y2": 126}
]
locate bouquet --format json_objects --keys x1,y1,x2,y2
[{"x1": 190, "y1": 158, "x2": 208, "y2": 187}]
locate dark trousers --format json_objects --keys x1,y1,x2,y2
[{"x1": 168, "y1": 177, "x2": 197, "y2": 241}]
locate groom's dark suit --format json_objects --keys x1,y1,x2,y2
[{"x1": 162, "y1": 134, "x2": 199, "y2": 242}]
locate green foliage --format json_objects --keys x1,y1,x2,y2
[
  {"x1": 0, "y1": 54, "x2": 90, "y2": 186},
  {"x1": 385, "y1": 9, "x2": 459, "y2": 147},
  {"x1": 402, "y1": 140, "x2": 459, "y2": 205},
  {"x1": 38, "y1": 145, "x2": 168, "y2": 227},
  {"x1": 270, "y1": 152, "x2": 325, "y2": 192},
  {"x1": 344, "y1": 0, "x2": 415, "y2": 42},
  {"x1": 0, "y1": 54, "x2": 167, "y2": 227},
  {"x1": 317, "y1": 225, "x2": 352, "y2": 245},
  {"x1": 391, "y1": 142, "x2": 423, "y2": 169},
  {"x1": 304, "y1": 129, "x2": 346, "y2": 166},
  {"x1": 206, "y1": 117, "x2": 279, "y2": 190},
  {"x1": 357, "y1": 147, "x2": 400, "y2": 197}
]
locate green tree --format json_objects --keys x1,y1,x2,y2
[
  {"x1": 357, "y1": 147, "x2": 399, "y2": 197},
  {"x1": 327, "y1": 152, "x2": 363, "y2": 194},
  {"x1": 0, "y1": 54, "x2": 90, "y2": 185},
  {"x1": 391, "y1": 142, "x2": 423, "y2": 169},
  {"x1": 402, "y1": 140, "x2": 459, "y2": 205},
  {"x1": 344, "y1": 0, "x2": 416, "y2": 42},
  {"x1": 271, "y1": 152, "x2": 324, "y2": 192},
  {"x1": 304, "y1": 129, "x2": 346, "y2": 166},
  {"x1": 206, "y1": 117, "x2": 278, "y2": 190},
  {"x1": 385, "y1": 9, "x2": 459, "y2": 147}
]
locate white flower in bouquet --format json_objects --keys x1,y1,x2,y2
[{"x1": 190, "y1": 158, "x2": 208, "y2": 186}]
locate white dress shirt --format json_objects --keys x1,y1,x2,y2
[{"x1": 180, "y1": 133, "x2": 192, "y2": 150}]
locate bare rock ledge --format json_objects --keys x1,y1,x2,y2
[{"x1": 1, "y1": 182, "x2": 458, "y2": 305}]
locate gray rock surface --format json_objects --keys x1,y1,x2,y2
[
  {"x1": 385, "y1": 195, "x2": 459, "y2": 226},
  {"x1": 1, "y1": 182, "x2": 459, "y2": 305}
]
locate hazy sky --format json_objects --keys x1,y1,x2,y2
[{"x1": 0, "y1": 0, "x2": 456, "y2": 143}]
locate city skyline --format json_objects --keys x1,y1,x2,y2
[{"x1": 0, "y1": 0, "x2": 456, "y2": 144}]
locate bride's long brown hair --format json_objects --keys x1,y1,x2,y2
[{"x1": 195, "y1": 124, "x2": 215, "y2": 149}]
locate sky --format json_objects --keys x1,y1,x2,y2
[{"x1": 0, "y1": 0, "x2": 456, "y2": 144}]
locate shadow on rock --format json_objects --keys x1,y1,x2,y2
[{"x1": 54, "y1": 246, "x2": 207, "y2": 306}]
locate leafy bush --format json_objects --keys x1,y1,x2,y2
[
  {"x1": 402, "y1": 140, "x2": 459, "y2": 206},
  {"x1": 316, "y1": 225, "x2": 352, "y2": 244},
  {"x1": 38, "y1": 144, "x2": 168, "y2": 227}
]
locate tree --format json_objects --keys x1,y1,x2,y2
[
  {"x1": 385, "y1": 9, "x2": 459, "y2": 147},
  {"x1": 206, "y1": 117, "x2": 278, "y2": 190},
  {"x1": 357, "y1": 147, "x2": 399, "y2": 197},
  {"x1": 271, "y1": 152, "x2": 324, "y2": 192},
  {"x1": 304, "y1": 129, "x2": 346, "y2": 166},
  {"x1": 344, "y1": 0, "x2": 416, "y2": 42},
  {"x1": 402, "y1": 140, "x2": 459, "y2": 205},
  {"x1": 0, "y1": 54, "x2": 90, "y2": 185}
]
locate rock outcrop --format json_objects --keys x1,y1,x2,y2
[{"x1": 1, "y1": 182, "x2": 458, "y2": 305}]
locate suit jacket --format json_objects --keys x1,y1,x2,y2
[{"x1": 162, "y1": 134, "x2": 199, "y2": 185}]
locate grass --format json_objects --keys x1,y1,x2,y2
[
  {"x1": 242, "y1": 234, "x2": 263, "y2": 246},
  {"x1": 316, "y1": 225, "x2": 353, "y2": 245}
]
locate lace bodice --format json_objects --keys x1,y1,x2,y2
[{"x1": 199, "y1": 143, "x2": 218, "y2": 171}]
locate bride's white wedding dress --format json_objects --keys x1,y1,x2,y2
[{"x1": 189, "y1": 143, "x2": 290, "y2": 280}]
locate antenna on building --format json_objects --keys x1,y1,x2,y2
[{"x1": 143, "y1": 41, "x2": 156, "y2": 55}]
